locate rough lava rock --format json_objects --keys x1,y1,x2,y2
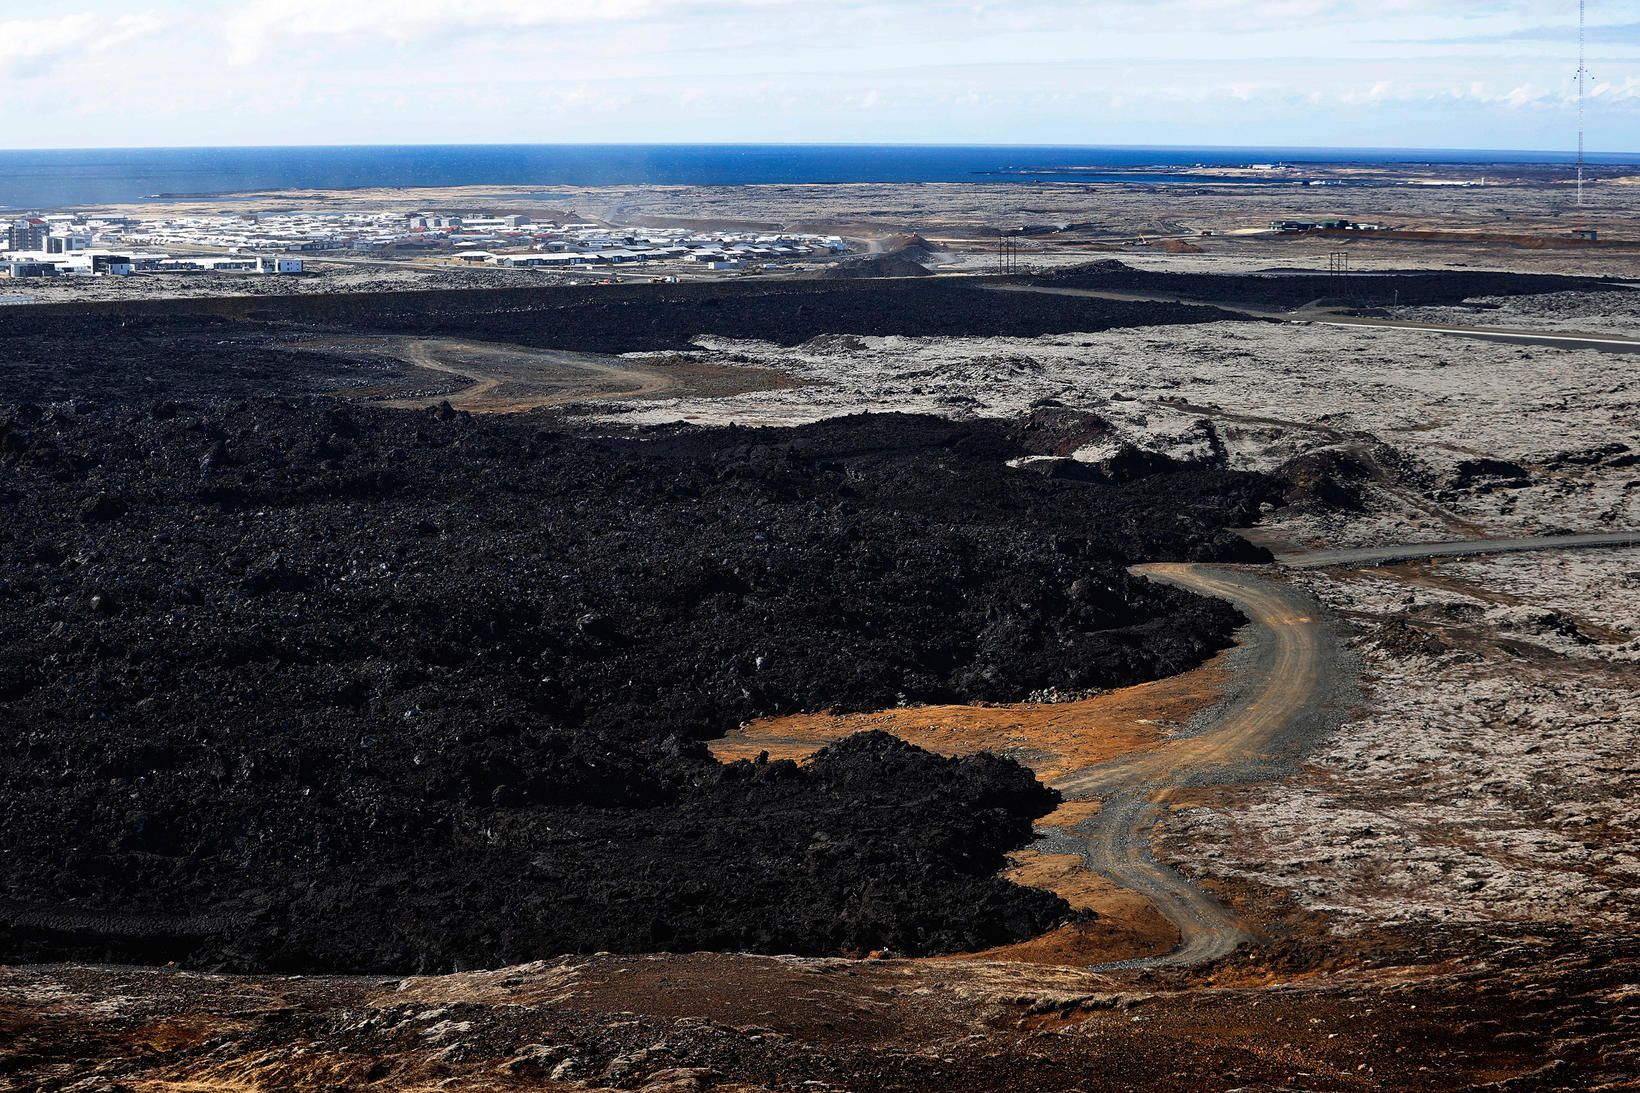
[{"x1": 0, "y1": 382, "x2": 1276, "y2": 974}]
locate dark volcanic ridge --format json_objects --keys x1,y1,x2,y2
[
  {"x1": 0, "y1": 391, "x2": 1274, "y2": 974},
  {"x1": 1032, "y1": 259, "x2": 1632, "y2": 311},
  {"x1": 1, "y1": 265, "x2": 1613, "y2": 408},
  {"x1": 0, "y1": 276, "x2": 1245, "y2": 404}
]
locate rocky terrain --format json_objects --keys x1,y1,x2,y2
[
  {"x1": 6, "y1": 931, "x2": 1636, "y2": 1092},
  {"x1": 1168, "y1": 547, "x2": 1640, "y2": 931},
  {"x1": 602, "y1": 299, "x2": 1638, "y2": 546},
  {"x1": 1389, "y1": 287, "x2": 1640, "y2": 337},
  {"x1": 0, "y1": 287, "x2": 1275, "y2": 974},
  {"x1": 1030, "y1": 261, "x2": 1622, "y2": 311},
  {"x1": 2, "y1": 267, "x2": 1636, "y2": 1090},
  {"x1": 0, "y1": 278, "x2": 1242, "y2": 405},
  {"x1": 0, "y1": 262, "x2": 577, "y2": 306}
]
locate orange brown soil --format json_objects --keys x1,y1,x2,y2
[
  {"x1": 6, "y1": 934, "x2": 1632, "y2": 1092},
  {"x1": 710, "y1": 651, "x2": 1231, "y2": 783},
  {"x1": 962, "y1": 856, "x2": 1181, "y2": 966},
  {"x1": 957, "y1": 798, "x2": 1181, "y2": 966},
  {"x1": 712, "y1": 655, "x2": 1234, "y2": 967}
]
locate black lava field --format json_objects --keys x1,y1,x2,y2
[
  {"x1": 0, "y1": 391, "x2": 1275, "y2": 973},
  {"x1": 0, "y1": 281, "x2": 1289, "y2": 975},
  {"x1": 1033, "y1": 260, "x2": 1624, "y2": 311},
  {"x1": 0, "y1": 276, "x2": 1245, "y2": 399}
]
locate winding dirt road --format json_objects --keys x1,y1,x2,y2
[
  {"x1": 1050, "y1": 563, "x2": 1335, "y2": 969},
  {"x1": 313, "y1": 334, "x2": 801, "y2": 413},
  {"x1": 1067, "y1": 533, "x2": 1640, "y2": 970}
]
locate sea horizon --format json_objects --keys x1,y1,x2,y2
[{"x1": 3, "y1": 141, "x2": 1637, "y2": 212}]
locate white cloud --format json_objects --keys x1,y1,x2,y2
[
  {"x1": 1594, "y1": 76, "x2": 1640, "y2": 102},
  {"x1": 210, "y1": 0, "x2": 1573, "y2": 65},
  {"x1": 220, "y1": 0, "x2": 808, "y2": 62},
  {"x1": 0, "y1": 11, "x2": 168, "y2": 78},
  {"x1": 1, "y1": 14, "x2": 99, "y2": 76},
  {"x1": 0, "y1": 1, "x2": 1634, "y2": 149}
]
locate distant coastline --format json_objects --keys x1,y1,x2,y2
[{"x1": 3, "y1": 143, "x2": 1639, "y2": 211}]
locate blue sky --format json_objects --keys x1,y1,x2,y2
[{"x1": 2, "y1": 1, "x2": 1636, "y2": 151}]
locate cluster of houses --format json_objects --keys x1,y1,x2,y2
[
  {"x1": 477, "y1": 225, "x2": 847, "y2": 271},
  {"x1": 402, "y1": 216, "x2": 848, "y2": 270},
  {"x1": 122, "y1": 211, "x2": 408, "y2": 251},
  {"x1": 101, "y1": 209, "x2": 848, "y2": 268},
  {"x1": 1, "y1": 208, "x2": 848, "y2": 280}
]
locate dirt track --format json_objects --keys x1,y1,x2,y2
[
  {"x1": 1067, "y1": 533, "x2": 1640, "y2": 970},
  {"x1": 366, "y1": 336, "x2": 798, "y2": 412},
  {"x1": 713, "y1": 562, "x2": 1341, "y2": 969},
  {"x1": 1053, "y1": 563, "x2": 1339, "y2": 968},
  {"x1": 390, "y1": 338, "x2": 672, "y2": 412}
]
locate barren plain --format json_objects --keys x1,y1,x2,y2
[
  {"x1": 9, "y1": 158, "x2": 1640, "y2": 306},
  {"x1": 2, "y1": 172, "x2": 1639, "y2": 1091}
]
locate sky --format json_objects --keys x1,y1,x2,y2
[{"x1": 1, "y1": 0, "x2": 1637, "y2": 151}]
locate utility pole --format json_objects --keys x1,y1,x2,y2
[
  {"x1": 999, "y1": 235, "x2": 1021, "y2": 275},
  {"x1": 1328, "y1": 250, "x2": 1350, "y2": 297}
]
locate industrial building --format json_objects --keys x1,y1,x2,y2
[
  {"x1": 0, "y1": 250, "x2": 301, "y2": 279},
  {"x1": 1268, "y1": 219, "x2": 1382, "y2": 233}
]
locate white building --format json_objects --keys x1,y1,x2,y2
[{"x1": 0, "y1": 259, "x2": 57, "y2": 278}]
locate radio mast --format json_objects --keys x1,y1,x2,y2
[{"x1": 1576, "y1": 0, "x2": 1589, "y2": 207}]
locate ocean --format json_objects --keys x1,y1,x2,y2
[{"x1": 2, "y1": 143, "x2": 1636, "y2": 212}]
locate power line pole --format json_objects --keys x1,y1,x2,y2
[
  {"x1": 1328, "y1": 250, "x2": 1349, "y2": 297},
  {"x1": 999, "y1": 235, "x2": 1021, "y2": 275}
]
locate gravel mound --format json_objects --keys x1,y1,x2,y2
[{"x1": 819, "y1": 254, "x2": 933, "y2": 278}]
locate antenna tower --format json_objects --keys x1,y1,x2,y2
[{"x1": 1576, "y1": 0, "x2": 1589, "y2": 208}]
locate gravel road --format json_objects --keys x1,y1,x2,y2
[
  {"x1": 1276, "y1": 531, "x2": 1640, "y2": 570},
  {"x1": 1059, "y1": 532, "x2": 1640, "y2": 970},
  {"x1": 1049, "y1": 562, "x2": 1347, "y2": 969}
]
